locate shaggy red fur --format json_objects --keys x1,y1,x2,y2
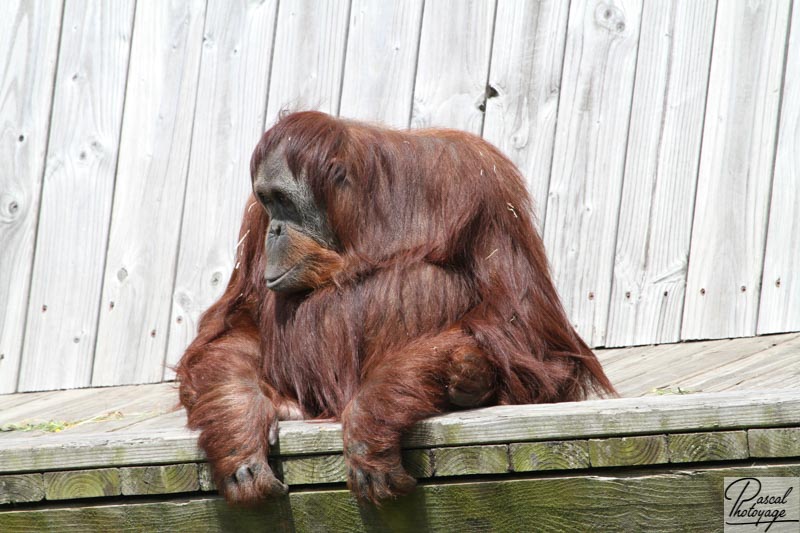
[{"x1": 176, "y1": 111, "x2": 615, "y2": 505}]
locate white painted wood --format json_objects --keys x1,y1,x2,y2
[
  {"x1": 758, "y1": 6, "x2": 800, "y2": 335},
  {"x1": 0, "y1": 1, "x2": 63, "y2": 393},
  {"x1": 91, "y1": 1, "x2": 207, "y2": 387},
  {"x1": 605, "y1": 0, "x2": 716, "y2": 347},
  {"x1": 542, "y1": 0, "x2": 643, "y2": 347},
  {"x1": 164, "y1": 0, "x2": 279, "y2": 377},
  {"x1": 338, "y1": 0, "x2": 423, "y2": 128},
  {"x1": 482, "y1": 0, "x2": 570, "y2": 226},
  {"x1": 17, "y1": 0, "x2": 135, "y2": 392},
  {"x1": 264, "y1": 0, "x2": 351, "y2": 125},
  {"x1": 410, "y1": 0, "x2": 496, "y2": 133},
  {"x1": 682, "y1": 0, "x2": 792, "y2": 340}
]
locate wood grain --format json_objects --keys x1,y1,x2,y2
[
  {"x1": 433, "y1": 444, "x2": 509, "y2": 477},
  {"x1": 338, "y1": 0, "x2": 423, "y2": 127},
  {"x1": 43, "y1": 468, "x2": 120, "y2": 500},
  {"x1": 682, "y1": 0, "x2": 792, "y2": 340},
  {"x1": 606, "y1": 0, "x2": 716, "y2": 347},
  {"x1": 264, "y1": 0, "x2": 351, "y2": 124},
  {"x1": 749, "y1": 428, "x2": 800, "y2": 458},
  {"x1": 164, "y1": 0, "x2": 278, "y2": 376},
  {"x1": 277, "y1": 389, "x2": 800, "y2": 455},
  {"x1": 92, "y1": 0, "x2": 207, "y2": 386},
  {"x1": 1, "y1": 386, "x2": 798, "y2": 472},
  {"x1": 3, "y1": 465, "x2": 800, "y2": 532},
  {"x1": 668, "y1": 431, "x2": 748, "y2": 463},
  {"x1": 0, "y1": 473, "x2": 44, "y2": 504},
  {"x1": 410, "y1": 0, "x2": 496, "y2": 133},
  {"x1": 0, "y1": 0, "x2": 63, "y2": 394},
  {"x1": 542, "y1": 0, "x2": 643, "y2": 347},
  {"x1": 758, "y1": 5, "x2": 800, "y2": 334},
  {"x1": 197, "y1": 462, "x2": 215, "y2": 491},
  {"x1": 482, "y1": 0, "x2": 570, "y2": 226},
  {"x1": 588, "y1": 435, "x2": 669, "y2": 467},
  {"x1": 509, "y1": 440, "x2": 590, "y2": 472},
  {"x1": 120, "y1": 464, "x2": 199, "y2": 495},
  {"x1": 281, "y1": 449, "x2": 433, "y2": 485},
  {"x1": 17, "y1": 0, "x2": 135, "y2": 391},
  {"x1": 0, "y1": 432, "x2": 203, "y2": 474},
  {"x1": 0, "y1": 495, "x2": 293, "y2": 532}
]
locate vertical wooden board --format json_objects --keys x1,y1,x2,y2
[
  {"x1": 91, "y1": 0, "x2": 207, "y2": 386},
  {"x1": 482, "y1": 0, "x2": 570, "y2": 226},
  {"x1": 164, "y1": 0, "x2": 278, "y2": 376},
  {"x1": 410, "y1": 0, "x2": 496, "y2": 133},
  {"x1": 264, "y1": 0, "x2": 351, "y2": 125},
  {"x1": 18, "y1": 0, "x2": 135, "y2": 391},
  {"x1": 682, "y1": 0, "x2": 791, "y2": 340},
  {"x1": 542, "y1": 0, "x2": 643, "y2": 347},
  {"x1": 758, "y1": 6, "x2": 800, "y2": 334},
  {"x1": 0, "y1": 1, "x2": 63, "y2": 393},
  {"x1": 605, "y1": 0, "x2": 716, "y2": 347},
  {"x1": 338, "y1": 0, "x2": 423, "y2": 127}
]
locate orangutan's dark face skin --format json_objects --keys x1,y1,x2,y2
[{"x1": 252, "y1": 151, "x2": 337, "y2": 293}]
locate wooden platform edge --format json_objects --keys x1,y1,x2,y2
[
  {"x1": 2, "y1": 463, "x2": 800, "y2": 532},
  {"x1": 2, "y1": 425, "x2": 799, "y2": 503},
  {"x1": 1, "y1": 389, "x2": 799, "y2": 475}
]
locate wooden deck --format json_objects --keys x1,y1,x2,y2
[{"x1": 1, "y1": 334, "x2": 799, "y2": 531}]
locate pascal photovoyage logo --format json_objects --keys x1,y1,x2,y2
[{"x1": 724, "y1": 477, "x2": 800, "y2": 532}]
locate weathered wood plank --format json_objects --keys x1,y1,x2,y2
[
  {"x1": 18, "y1": 0, "x2": 135, "y2": 392},
  {"x1": 0, "y1": 432, "x2": 203, "y2": 474},
  {"x1": 282, "y1": 454, "x2": 345, "y2": 485},
  {"x1": 758, "y1": 5, "x2": 800, "y2": 334},
  {"x1": 0, "y1": 496, "x2": 293, "y2": 532},
  {"x1": 482, "y1": 0, "x2": 570, "y2": 221},
  {"x1": 0, "y1": 387, "x2": 99, "y2": 426},
  {"x1": 606, "y1": 0, "x2": 716, "y2": 347},
  {"x1": 681, "y1": 0, "x2": 792, "y2": 340},
  {"x1": 410, "y1": 0, "x2": 496, "y2": 133},
  {"x1": 43, "y1": 468, "x2": 120, "y2": 500},
  {"x1": 277, "y1": 389, "x2": 800, "y2": 455},
  {"x1": 509, "y1": 440, "x2": 590, "y2": 472},
  {"x1": 611, "y1": 334, "x2": 797, "y2": 395},
  {"x1": 675, "y1": 334, "x2": 800, "y2": 392},
  {"x1": 338, "y1": 0, "x2": 423, "y2": 127},
  {"x1": 0, "y1": 0, "x2": 63, "y2": 394},
  {"x1": 3, "y1": 389, "x2": 799, "y2": 471},
  {"x1": 0, "y1": 390, "x2": 49, "y2": 413},
  {"x1": 433, "y1": 444, "x2": 509, "y2": 477},
  {"x1": 164, "y1": 0, "x2": 278, "y2": 376},
  {"x1": 92, "y1": 0, "x2": 207, "y2": 386},
  {"x1": 197, "y1": 462, "x2": 216, "y2": 491},
  {"x1": 0, "y1": 382, "x2": 170, "y2": 432},
  {"x1": 120, "y1": 464, "x2": 199, "y2": 495},
  {"x1": 749, "y1": 428, "x2": 800, "y2": 458},
  {"x1": 282, "y1": 450, "x2": 433, "y2": 485},
  {"x1": 264, "y1": 0, "x2": 351, "y2": 123},
  {"x1": 0, "y1": 473, "x2": 44, "y2": 504},
  {"x1": 4, "y1": 465, "x2": 798, "y2": 532},
  {"x1": 604, "y1": 338, "x2": 722, "y2": 391},
  {"x1": 589, "y1": 435, "x2": 669, "y2": 467},
  {"x1": 668, "y1": 431, "x2": 749, "y2": 463},
  {"x1": 542, "y1": 0, "x2": 643, "y2": 347}
]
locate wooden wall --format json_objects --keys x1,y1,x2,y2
[{"x1": 0, "y1": 0, "x2": 797, "y2": 392}]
